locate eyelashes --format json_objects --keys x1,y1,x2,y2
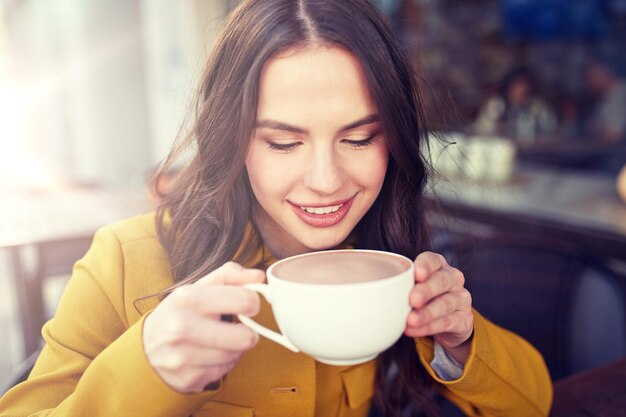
[
  {"x1": 266, "y1": 142, "x2": 300, "y2": 152},
  {"x1": 344, "y1": 135, "x2": 377, "y2": 149},
  {"x1": 266, "y1": 132, "x2": 380, "y2": 153}
]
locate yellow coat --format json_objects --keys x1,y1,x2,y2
[{"x1": 0, "y1": 213, "x2": 552, "y2": 416}]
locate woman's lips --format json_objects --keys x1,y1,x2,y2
[{"x1": 289, "y1": 196, "x2": 355, "y2": 227}]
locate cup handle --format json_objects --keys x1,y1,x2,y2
[{"x1": 237, "y1": 283, "x2": 300, "y2": 353}]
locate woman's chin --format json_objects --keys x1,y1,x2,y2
[{"x1": 298, "y1": 232, "x2": 351, "y2": 252}]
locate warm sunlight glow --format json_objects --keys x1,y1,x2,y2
[
  {"x1": 1, "y1": 10, "x2": 59, "y2": 190},
  {"x1": 0, "y1": 82, "x2": 60, "y2": 190}
]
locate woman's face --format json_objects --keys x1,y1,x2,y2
[{"x1": 246, "y1": 45, "x2": 389, "y2": 258}]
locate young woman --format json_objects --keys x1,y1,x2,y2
[{"x1": 0, "y1": 1, "x2": 552, "y2": 416}]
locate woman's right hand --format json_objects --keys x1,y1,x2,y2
[{"x1": 142, "y1": 262, "x2": 264, "y2": 393}]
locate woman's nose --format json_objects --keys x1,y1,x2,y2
[{"x1": 302, "y1": 147, "x2": 344, "y2": 196}]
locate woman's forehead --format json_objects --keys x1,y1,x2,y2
[{"x1": 256, "y1": 44, "x2": 377, "y2": 129}]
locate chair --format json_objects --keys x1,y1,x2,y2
[
  {"x1": 437, "y1": 233, "x2": 626, "y2": 381},
  {"x1": 7, "y1": 235, "x2": 93, "y2": 358},
  {"x1": 1, "y1": 236, "x2": 91, "y2": 395}
]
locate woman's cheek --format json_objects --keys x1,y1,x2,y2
[
  {"x1": 359, "y1": 145, "x2": 388, "y2": 190},
  {"x1": 248, "y1": 153, "x2": 300, "y2": 198}
]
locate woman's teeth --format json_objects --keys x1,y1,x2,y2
[{"x1": 300, "y1": 204, "x2": 343, "y2": 215}]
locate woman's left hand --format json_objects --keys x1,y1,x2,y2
[{"x1": 405, "y1": 251, "x2": 474, "y2": 362}]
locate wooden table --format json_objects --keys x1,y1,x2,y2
[
  {"x1": 550, "y1": 356, "x2": 626, "y2": 416},
  {"x1": 1, "y1": 187, "x2": 150, "y2": 358},
  {"x1": 426, "y1": 163, "x2": 626, "y2": 261}
]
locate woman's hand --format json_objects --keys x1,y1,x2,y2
[
  {"x1": 143, "y1": 262, "x2": 264, "y2": 393},
  {"x1": 404, "y1": 252, "x2": 474, "y2": 364}
]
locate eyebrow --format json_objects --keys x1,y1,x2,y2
[{"x1": 254, "y1": 114, "x2": 380, "y2": 135}]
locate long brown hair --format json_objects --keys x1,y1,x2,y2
[{"x1": 152, "y1": 1, "x2": 440, "y2": 415}]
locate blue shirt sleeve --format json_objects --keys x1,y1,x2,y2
[{"x1": 430, "y1": 341, "x2": 464, "y2": 380}]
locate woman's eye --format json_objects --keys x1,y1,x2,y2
[
  {"x1": 267, "y1": 141, "x2": 301, "y2": 152},
  {"x1": 343, "y1": 133, "x2": 379, "y2": 149}
]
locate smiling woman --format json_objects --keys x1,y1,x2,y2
[{"x1": 0, "y1": 1, "x2": 552, "y2": 417}]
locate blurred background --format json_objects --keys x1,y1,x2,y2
[
  {"x1": 0, "y1": 0, "x2": 236, "y2": 387},
  {"x1": 1, "y1": 0, "x2": 626, "y2": 392}
]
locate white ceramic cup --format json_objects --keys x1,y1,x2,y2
[{"x1": 237, "y1": 249, "x2": 414, "y2": 366}]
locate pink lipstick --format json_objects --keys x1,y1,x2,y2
[{"x1": 288, "y1": 195, "x2": 355, "y2": 227}]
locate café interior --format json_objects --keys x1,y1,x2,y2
[{"x1": 1, "y1": 0, "x2": 626, "y2": 415}]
